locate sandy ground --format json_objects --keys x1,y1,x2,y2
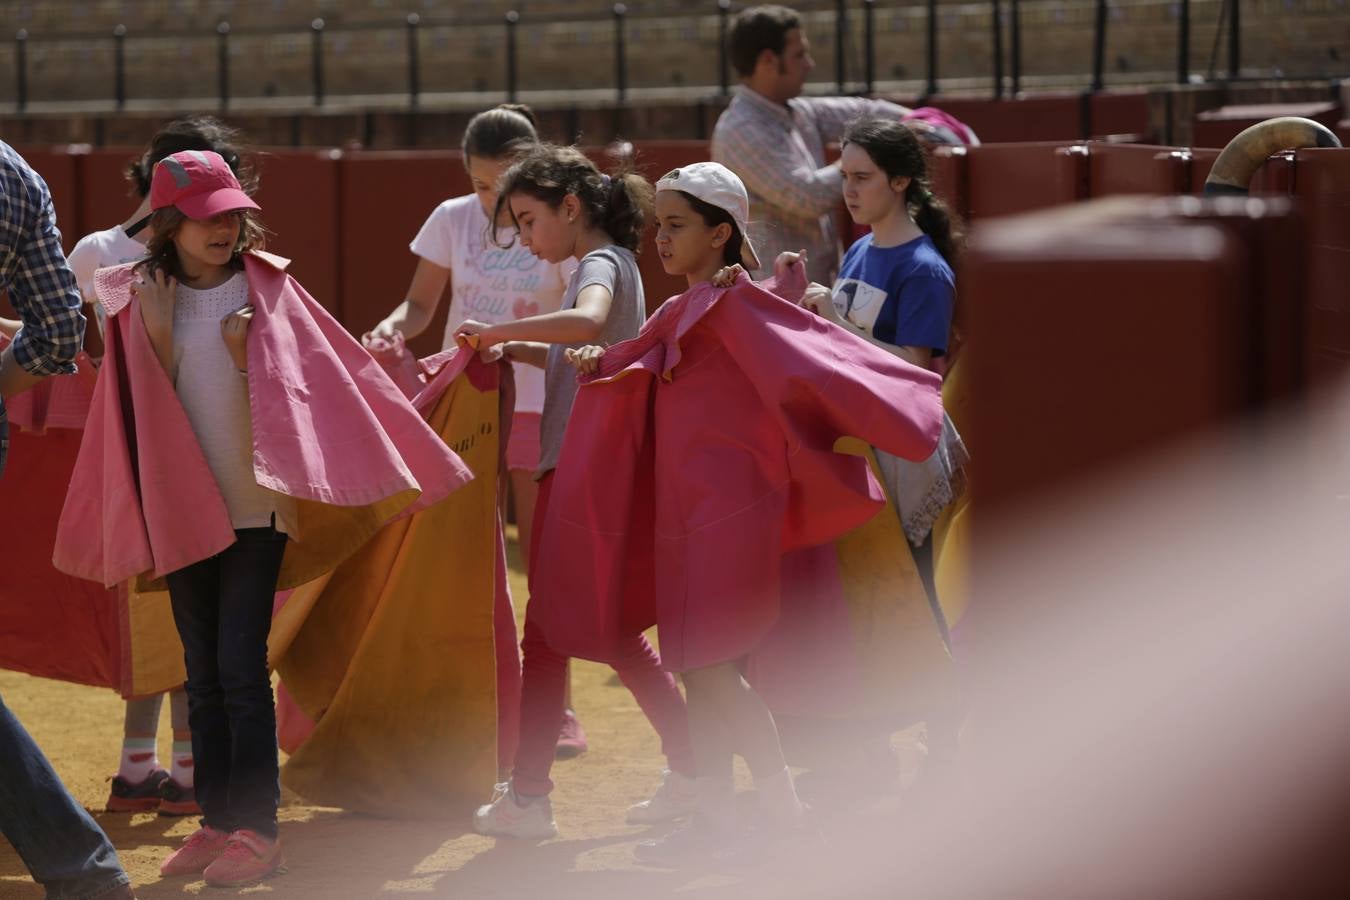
[{"x1": 0, "y1": 530, "x2": 925, "y2": 899}]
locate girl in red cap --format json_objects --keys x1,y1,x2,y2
[{"x1": 57, "y1": 149, "x2": 470, "y2": 887}]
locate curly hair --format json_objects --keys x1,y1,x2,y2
[{"x1": 492, "y1": 144, "x2": 654, "y2": 254}]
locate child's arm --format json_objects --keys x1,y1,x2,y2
[
  {"x1": 0, "y1": 317, "x2": 20, "y2": 338},
  {"x1": 802, "y1": 288, "x2": 932, "y2": 370},
  {"x1": 565, "y1": 344, "x2": 606, "y2": 375},
  {"x1": 501, "y1": 341, "x2": 549, "y2": 369},
  {"x1": 456, "y1": 283, "x2": 614, "y2": 348},
  {"x1": 364, "y1": 258, "x2": 450, "y2": 346},
  {"x1": 133, "y1": 269, "x2": 178, "y2": 378}
]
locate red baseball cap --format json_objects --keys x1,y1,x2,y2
[{"x1": 149, "y1": 149, "x2": 260, "y2": 220}]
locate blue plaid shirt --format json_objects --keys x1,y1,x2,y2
[{"x1": 0, "y1": 141, "x2": 86, "y2": 476}]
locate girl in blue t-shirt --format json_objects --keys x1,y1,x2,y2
[
  {"x1": 799, "y1": 117, "x2": 967, "y2": 579},
  {"x1": 807, "y1": 117, "x2": 958, "y2": 370},
  {"x1": 796, "y1": 117, "x2": 970, "y2": 787}
]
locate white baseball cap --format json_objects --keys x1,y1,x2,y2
[{"x1": 655, "y1": 162, "x2": 761, "y2": 270}]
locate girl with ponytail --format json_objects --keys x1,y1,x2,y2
[
  {"x1": 812, "y1": 116, "x2": 960, "y2": 370},
  {"x1": 455, "y1": 144, "x2": 698, "y2": 840},
  {"x1": 752, "y1": 117, "x2": 968, "y2": 794}
]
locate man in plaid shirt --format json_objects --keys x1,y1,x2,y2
[
  {"x1": 0, "y1": 140, "x2": 136, "y2": 899},
  {"x1": 0, "y1": 140, "x2": 87, "y2": 475},
  {"x1": 712, "y1": 4, "x2": 911, "y2": 284}
]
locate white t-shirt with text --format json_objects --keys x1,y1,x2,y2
[{"x1": 410, "y1": 194, "x2": 573, "y2": 414}]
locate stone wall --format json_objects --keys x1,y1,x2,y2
[{"x1": 0, "y1": 0, "x2": 1344, "y2": 108}]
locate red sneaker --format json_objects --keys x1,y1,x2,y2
[
  {"x1": 106, "y1": 768, "x2": 169, "y2": 813},
  {"x1": 160, "y1": 826, "x2": 229, "y2": 877},
  {"x1": 202, "y1": 829, "x2": 285, "y2": 887},
  {"x1": 555, "y1": 708, "x2": 589, "y2": 759},
  {"x1": 156, "y1": 776, "x2": 201, "y2": 817}
]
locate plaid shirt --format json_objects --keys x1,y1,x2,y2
[
  {"x1": 712, "y1": 86, "x2": 908, "y2": 284},
  {"x1": 0, "y1": 141, "x2": 86, "y2": 476}
]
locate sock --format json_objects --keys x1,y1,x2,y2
[
  {"x1": 755, "y1": 766, "x2": 803, "y2": 821},
  {"x1": 695, "y1": 774, "x2": 737, "y2": 832},
  {"x1": 510, "y1": 782, "x2": 546, "y2": 808},
  {"x1": 170, "y1": 740, "x2": 194, "y2": 787},
  {"x1": 118, "y1": 737, "x2": 158, "y2": 783}
]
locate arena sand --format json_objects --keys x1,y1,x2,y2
[{"x1": 0, "y1": 528, "x2": 926, "y2": 899}]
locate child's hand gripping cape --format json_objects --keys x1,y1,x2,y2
[
  {"x1": 52, "y1": 251, "x2": 473, "y2": 590},
  {"x1": 532, "y1": 262, "x2": 946, "y2": 672}
]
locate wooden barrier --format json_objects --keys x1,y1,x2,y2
[
  {"x1": 1294, "y1": 148, "x2": 1350, "y2": 382},
  {"x1": 965, "y1": 142, "x2": 1089, "y2": 220},
  {"x1": 336, "y1": 150, "x2": 469, "y2": 358},
  {"x1": 1085, "y1": 143, "x2": 1189, "y2": 196},
  {"x1": 963, "y1": 196, "x2": 1296, "y2": 514}
]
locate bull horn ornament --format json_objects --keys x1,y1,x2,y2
[{"x1": 1203, "y1": 116, "x2": 1342, "y2": 196}]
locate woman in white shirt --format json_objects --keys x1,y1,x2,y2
[{"x1": 363, "y1": 105, "x2": 587, "y2": 758}]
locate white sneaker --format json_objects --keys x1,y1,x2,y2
[
  {"x1": 627, "y1": 770, "x2": 697, "y2": 825},
  {"x1": 473, "y1": 781, "x2": 558, "y2": 839}
]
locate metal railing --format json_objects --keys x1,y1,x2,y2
[{"x1": 4, "y1": 1, "x2": 1265, "y2": 113}]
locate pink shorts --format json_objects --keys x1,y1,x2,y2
[{"x1": 506, "y1": 411, "x2": 542, "y2": 473}]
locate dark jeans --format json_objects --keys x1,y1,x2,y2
[
  {"x1": 166, "y1": 526, "x2": 287, "y2": 839},
  {"x1": 0, "y1": 693, "x2": 130, "y2": 899}
]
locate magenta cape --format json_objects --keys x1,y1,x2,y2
[
  {"x1": 53, "y1": 251, "x2": 473, "y2": 590},
  {"x1": 531, "y1": 265, "x2": 944, "y2": 672}
]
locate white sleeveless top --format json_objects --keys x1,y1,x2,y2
[{"x1": 171, "y1": 272, "x2": 293, "y2": 534}]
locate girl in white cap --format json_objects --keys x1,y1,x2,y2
[{"x1": 567, "y1": 162, "x2": 813, "y2": 864}]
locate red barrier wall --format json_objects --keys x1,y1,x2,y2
[
  {"x1": 965, "y1": 142, "x2": 1088, "y2": 221},
  {"x1": 964, "y1": 201, "x2": 1257, "y2": 513},
  {"x1": 1086, "y1": 143, "x2": 1189, "y2": 196},
  {"x1": 253, "y1": 149, "x2": 343, "y2": 316},
  {"x1": 77, "y1": 147, "x2": 142, "y2": 240},
  {"x1": 1294, "y1": 148, "x2": 1350, "y2": 382},
  {"x1": 337, "y1": 151, "x2": 470, "y2": 358},
  {"x1": 933, "y1": 95, "x2": 1084, "y2": 144},
  {"x1": 1089, "y1": 90, "x2": 1154, "y2": 140},
  {"x1": 929, "y1": 145, "x2": 970, "y2": 224}
]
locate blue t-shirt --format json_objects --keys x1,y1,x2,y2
[{"x1": 832, "y1": 233, "x2": 955, "y2": 355}]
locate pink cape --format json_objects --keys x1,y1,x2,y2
[
  {"x1": 276, "y1": 344, "x2": 523, "y2": 772},
  {"x1": 531, "y1": 265, "x2": 945, "y2": 671},
  {"x1": 53, "y1": 251, "x2": 473, "y2": 590}
]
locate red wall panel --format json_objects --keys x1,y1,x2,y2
[
  {"x1": 965, "y1": 142, "x2": 1088, "y2": 221},
  {"x1": 1086, "y1": 143, "x2": 1189, "y2": 197},
  {"x1": 933, "y1": 95, "x2": 1084, "y2": 144},
  {"x1": 1293, "y1": 148, "x2": 1350, "y2": 382},
  {"x1": 337, "y1": 151, "x2": 470, "y2": 357},
  {"x1": 1089, "y1": 90, "x2": 1154, "y2": 141},
  {"x1": 76, "y1": 148, "x2": 143, "y2": 240},
  {"x1": 253, "y1": 149, "x2": 343, "y2": 316},
  {"x1": 964, "y1": 201, "x2": 1251, "y2": 514}
]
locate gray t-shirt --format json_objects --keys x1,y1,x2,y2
[{"x1": 537, "y1": 246, "x2": 645, "y2": 477}]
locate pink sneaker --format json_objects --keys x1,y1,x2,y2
[
  {"x1": 159, "y1": 826, "x2": 229, "y2": 877},
  {"x1": 202, "y1": 829, "x2": 285, "y2": 887},
  {"x1": 555, "y1": 708, "x2": 589, "y2": 759}
]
